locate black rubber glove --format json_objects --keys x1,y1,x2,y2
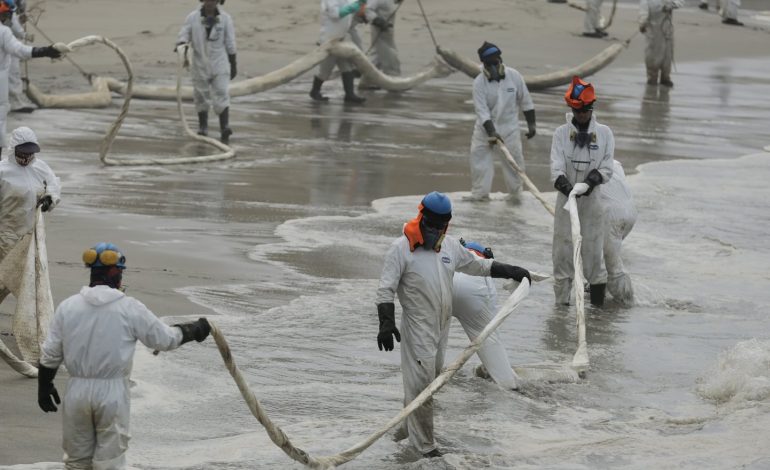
[
  {"x1": 37, "y1": 364, "x2": 60, "y2": 413},
  {"x1": 31, "y1": 45, "x2": 61, "y2": 59},
  {"x1": 490, "y1": 261, "x2": 531, "y2": 283},
  {"x1": 554, "y1": 175, "x2": 573, "y2": 197},
  {"x1": 377, "y1": 303, "x2": 401, "y2": 351},
  {"x1": 372, "y1": 16, "x2": 388, "y2": 30},
  {"x1": 175, "y1": 317, "x2": 212, "y2": 344},
  {"x1": 582, "y1": 168, "x2": 604, "y2": 197},
  {"x1": 524, "y1": 109, "x2": 536, "y2": 139},
  {"x1": 228, "y1": 54, "x2": 237, "y2": 80},
  {"x1": 482, "y1": 120, "x2": 502, "y2": 145},
  {"x1": 173, "y1": 42, "x2": 186, "y2": 52},
  {"x1": 38, "y1": 195, "x2": 53, "y2": 212}
]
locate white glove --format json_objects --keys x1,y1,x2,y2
[{"x1": 571, "y1": 182, "x2": 590, "y2": 197}]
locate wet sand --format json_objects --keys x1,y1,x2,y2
[{"x1": 2, "y1": 0, "x2": 770, "y2": 465}]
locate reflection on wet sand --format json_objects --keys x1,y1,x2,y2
[{"x1": 639, "y1": 84, "x2": 671, "y2": 139}]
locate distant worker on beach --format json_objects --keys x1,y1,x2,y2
[
  {"x1": 7, "y1": 0, "x2": 36, "y2": 113},
  {"x1": 0, "y1": 0, "x2": 61, "y2": 153},
  {"x1": 698, "y1": 0, "x2": 743, "y2": 26},
  {"x1": 309, "y1": 0, "x2": 367, "y2": 104},
  {"x1": 467, "y1": 41, "x2": 536, "y2": 202},
  {"x1": 38, "y1": 242, "x2": 212, "y2": 469},
  {"x1": 550, "y1": 76, "x2": 614, "y2": 307},
  {"x1": 176, "y1": 0, "x2": 237, "y2": 144},
  {"x1": 638, "y1": 0, "x2": 682, "y2": 87},
  {"x1": 364, "y1": 0, "x2": 401, "y2": 77},
  {"x1": 582, "y1": 0, "x2": 608, "y2": 38}
]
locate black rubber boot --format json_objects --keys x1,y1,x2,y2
[
  {"x1": 197, "y1": 111, "x2": 208, "y2": 136},
  {"x1": 342, "y1": 71, "x2": 366, "y2": 104},
  {"x1": 590, "y1": 283, "x2": 606, "y2": 307},
  {"x1": 219, "y1": 107, "x2": 233, "y2": 145},
  {"x1": 309, "y1": 76, "x2": 328, "y2": 102}
]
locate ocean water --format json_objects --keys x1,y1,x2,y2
[{"x1": 4, "y1": 55, "x2": 770, "y2": 469}]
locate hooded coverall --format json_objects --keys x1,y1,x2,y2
[
  {"x1": 40, "y1": 285, "x2": 185, "y2": 469},
  {"x1": 376, "y1": 234, "x2": 493, "y2": 454},
  {"x1": 452, "y1": 270, "x2": 519, "y2": 389},
  {"x1": 601, "y1": 160, "x2": 637, "y2": 304},
  {"x1": 721, "y1": 0, "x2": 741, "y2": 22},
  {"x1": 316, "y1": 0, "x2": 358, "y2": 80},
  {"x1": 0, "y1": 24, "x2": 32, "y2": 147},
  {"x1": 0, "y1": 143, "x2": 59, "y2": 304},
  {"x1": 584, "y1": 0, "x2": 605, "y2": 33},
  {"x1": 550, "y1": 112, "x2": 614, "y2": 305},
  {"x1": 7, "y1": 13, "x2": 33, "y2": 111},
  {"x1": 639, "y1": 0, "x2": 682, "y2": 85},
  {"x1": 470, "y1": 65, "x2": 534, "y2": 200},
  {"x1": 364, "y1": 0, "x2": 400, "y2": 76},
  {"x1": 177, "y1": 7, "x2": 236, "y2": 115}
]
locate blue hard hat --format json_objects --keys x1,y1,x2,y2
[
  {"x1": 83, "y1": 242, "x2": 126, "y2": 269},
  {"x1": 421, "y1": 191, "x2": 452, "y2": 216}
]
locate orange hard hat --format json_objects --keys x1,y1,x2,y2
[
  {"x1": 564, "y1": 75, "x2": 596, "y2": 109},
  {"x1": 0, "y1": 1, "x2": 12, "y2": 14}
]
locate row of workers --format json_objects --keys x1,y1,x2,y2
[
  {"x1": 1, "y1": 107, "x2": 633, "y2": 464},
  {"x1": 0, "y1": 0, "x2": 739, "y2": 153}
]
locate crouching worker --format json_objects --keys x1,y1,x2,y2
[
  {"x1": 37, "y1": 242, "x2": 211, "y2": 469},
  {"x1": 375, "y1": 191, "x2": 530, "y2": 458}
]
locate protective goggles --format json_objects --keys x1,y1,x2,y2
[{"x1": 83, "y1": 246, "x2": 126, "y2": 269}]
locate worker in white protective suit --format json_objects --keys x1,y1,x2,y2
[
  {"x1": 364, "y1": 0, "x2": 401, "y2": 77},
  {"x1": 699, "y1": 0, "x2": 742, "y2": 25},
  {"x1": 0, "y1": 126, "x2": 60, "y2": 304},
  {"x1": 176, "y1": 0, "x2": 237, "y2": 144},
  {"x1": 376, "y1": 191, "x2": 531, "y2": 458},
  {"x1": 309, "y1": 0, "x2": 367, "y2": 104},
  {"x1": 583, "y1": 0, "x2": 608, "y2": 38},
  {"x1": 38, "y1": 242, "x2": 212, "y2": 469},
  {"x1": 453, "y1": 239, "x2": 520, "y2": 390},
  {"x1": 550, "y1": 76, "x2": 614, "y2": 307},
  {"x1": 600, "y1": 160, "x2": 637, "y2": 305},
  {"x1": 7, "y1": 3, "x2": 35, "y2": 113},
  {"x1": 0, "y1": 0, "x2": 60, "y2": 152},
  {"x1": 720, "y1": 0, "x2": 743, "y2": 25},
  {"x1": 468, "y1": 42, "x2": 536, "y2": 202},
  {"x1": 638, "y1": 0, "x2": 682, "y2": 87}
]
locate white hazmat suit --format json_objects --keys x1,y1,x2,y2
[
  {"x1": 470, "y1": 66, "x2": 534, "y2": 200},
  {"x1": 364, "y1": 0, "x2": 401, "y2": 76},
  {"x1": 721, "y1": 0, "x2": 741, "y2": 22},
  {"x1": 316, "y1": 0, "x2": 358, "y2": 80},
  {"x1": 0, "y1": 128, "x2": 60, "y2": 259},
  {"x1": 7, "y1": 14, "x2": 33, "y2": 112},
  {"x1": 452, "y1": 270, "x2": 519, "y2": 389},
  {"x1": 40, "y1": 286, "x2": 185, "y2": 469},
  {"x1": 639, "y1": 0, "x2": 682, "y2": 86},
  {"x1": 376, "y1": 235, "x2": 493, "y2": 455},
  {"x1": 177, "y1": 7, "x2": 236, "y2": 115},
  {"x1": 550, "y1": 112, "x2": 614, "y2": 305},
  {"x1": 584, "y1": 0, "x2": 605, "y2": 34},
  {"x1": 0, "y1": 23, "x2": 32, "y2": 148},
  {"x1": 601, "y1": 160, "x2": 637, "y2": 304}
]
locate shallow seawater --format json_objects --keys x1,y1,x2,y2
[{"x1": 6, "y1": 56, "x2": 770, "y2": 469}]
